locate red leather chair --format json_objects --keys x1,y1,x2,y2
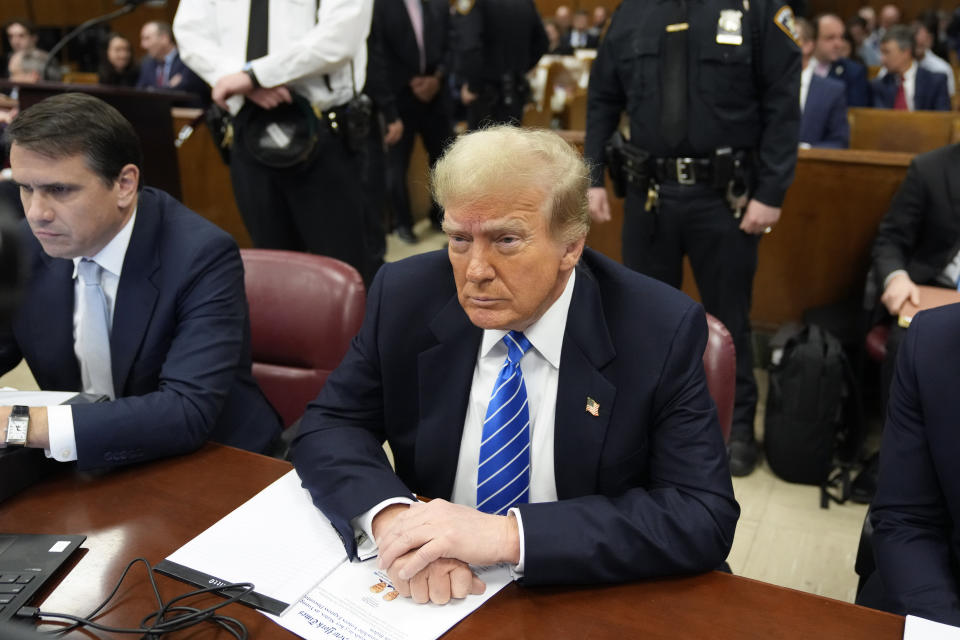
[
  {"x1": 703, "y1": 313, "x2": 736, "y2": 444},
  {"x1": 865, "y1": 323, "x2": 890, "y2": 363},
  {"x1": 240, "y1": 249, "x2": 365, "y2": 428}
]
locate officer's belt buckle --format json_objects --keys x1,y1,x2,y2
[{"x1": 675, "y1": 158, "x2": 696, "y2": 185}]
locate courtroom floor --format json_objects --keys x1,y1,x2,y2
[{"x1": 0, "y1": 217, "x2": 869, "y2": 604}]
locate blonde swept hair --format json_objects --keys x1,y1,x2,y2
[{"x1": 431, "y1": 126, "x2": 591, "y2": 243}]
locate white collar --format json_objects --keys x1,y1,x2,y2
[
  {"x1": 72, "y1": 208, "x2": 137, "y2": 279},
  {"x1": 479, "y1": 268, "x2": 576, "y2": 369}
]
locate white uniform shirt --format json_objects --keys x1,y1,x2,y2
[{"x1": 173, "y1": 0, "x2": 372, "y2": 113}]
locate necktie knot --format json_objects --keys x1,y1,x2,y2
[
  {"x1": 503, "y1": 331, "x2": 531, "y2": 365},
  {"x1": 78, "y1": 259, "x2": 103, "y2": 286}
]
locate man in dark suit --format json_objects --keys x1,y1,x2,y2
[
  {"x1": 0, "y1": 93, "x2": 280, "y2": 469},
  {"x1": 136, "y1": 21, "x2": 208, "y2": 104},
  {"x1": 871, "y1": 25, "x2": 950, "y2": 111},
  {"x1": 564, "y1": 10, "x2": 599, "y2": 50},
  {"x1": 812, "y1": 14, "x2": 872, "y2": 107},
  {"x1": 370, "y1": 0, "x2": 453, "y2": 243},
  {"x1": 863, "y1": 302, "x2": 960, "y2": 626},
  {"x1": 292, "y1": 127, "x2": 738, "y2": 605},
  {"x1": 797, "y1": 17, "x2": 849, "y2": 148}
]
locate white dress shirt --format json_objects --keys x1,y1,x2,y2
[
  {"x1": 173, "y1": 0, "x2": 372, "y2": 114},
  {"x1": 352, "y1": 270, "x2": 578, "y2": 573},
  {"x1": 799, "y1": 60, "x2": 815, "y2": 113},
  {"x1": 46, "y1": 211, "x2": 136, "y2": 462},
  {"x1": 901, "y1": 62, "x2": 917, "y2": 111}
]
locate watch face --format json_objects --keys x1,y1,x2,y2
[{"x1": 6, "y1": 416, "x2": 28, "y2": 444}]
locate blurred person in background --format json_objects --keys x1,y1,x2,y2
[
  {"x1": 98, "y1": 34, "x2": 138, "y2": 87},
  {"x1": 2, "y1": 19, "x2": 38, "y2": 80}
]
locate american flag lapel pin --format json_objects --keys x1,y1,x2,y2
[{"x1": 585, "y1": 397, "x2": 600, "y2": 417}]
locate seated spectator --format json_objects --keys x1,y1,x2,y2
[
  {"x1": 291, "y1": 126, "x2": 738, "y2": 605},
  {"x1": 846, "y1": 15, "x2": 879, "y2": 66},
  {"x1": 136, "y1": 21, "x2": 208, "y2": 104},
  {"x1": 860, "y1": 301, "x2": 960, "y2": 627},
  {"x1": 913, "y1": 17, "x2": 954, "y2": 97},
  {"x1": 544, "y1": 19, "x2": 573, "y2": 56},
  {"x1": 812, "y1": 14, "x2": 872, "y2": 107},
  {"x1": 554, "y1": 5, "x2": 572, "y2": 39},
  {"x1": 7, "y1": 48, "x2": 46, "y2": 84},
  {"x1": 98, "y1": 33, "x2": 138, "y2": 87},
  {"x1": 2, "y1": 19, "x2": 37, "y2": 80},
  {"x1": 565, "y1": 10, "x2": 598, "y2": 50},
  {"x1": 871, "y1": 25, "x2": 950, "y2": 111},
  {"x1": 796, "y1": 18, "x2": 849, "y2": 149},
  {"x1": 0, "y1": 93, "x2": 281, "y2": 469},
  {"x1": 589, "y1": 6, "x2": 607, "y2": 40}
]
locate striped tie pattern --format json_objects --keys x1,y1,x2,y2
[{"x1": 477, "y1": 331, "x2": 532, "y2": 515}]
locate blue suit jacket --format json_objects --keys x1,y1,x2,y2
[
  {"x1": 871, "y1": 303, "x2": 960, "y2": 626},
  {"x1": 0, "y1": 188, "x2": 280, "y2": 469},
  {"x1": 871, "y1": 66, "x2": 952, "y2": 111},
  {"x1": 829, "y1": 58, "x2": 871, "y2": 107},
  {"x1": 800, "y1": 74, "x2": 849, "y2": 148},
  {"x1": 137, "y1": 51, "x2": 209, "y2": 103},
  {"x1": 292, "y1": 248, "x2": 739, "y2": 585}
]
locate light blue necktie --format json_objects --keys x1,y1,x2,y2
[
  {"x1": 76, "y1": 259, "x2": 115, "y2": 399},
  {"x1": 477, "y1": 331, "x2": 532, "y2": 515}
]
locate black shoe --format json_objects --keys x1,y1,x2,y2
[
  {"x1": 850, "y1": 453, "x2": 879, "y2": 504},
  {"x1": 727, "y1": 437, "x2": 759, "y2": 477},
  {"x1": 396, "y1": 225, "x2": 418, "y2": 244}
]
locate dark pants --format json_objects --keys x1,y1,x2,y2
[
  {"x1": 360, "y1": 115, "x2": 388, "y2": 285},
  {"x1": 229, "y1": 118, "x2": 367, "y2": 279},
  {"x1": 387, "y1": 91, "x2": 452, "y2": 229},
  {"x1": 623, "y1": 182, "x2": 759, "y2": 441}
]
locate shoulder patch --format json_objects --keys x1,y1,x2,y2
[
  {"x1": 453, "y1": 0, "x2": 474, "y2": 15},
  {"x1": 773, "y1": 6, "x2": 800, "y2": 46}
]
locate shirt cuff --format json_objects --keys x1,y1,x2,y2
[
  {"x1": 350, "y1": 496, "x2": 415, "y2": 561},
  {"x1": 45, "y1": 404, "x2": 78, "y2": 462},
  {"x1": 883, "y1": 269, "x2": 908, "y2": 290},
  {"x1": 507, "y1": 507, "x2": 526, "y2": 578}
]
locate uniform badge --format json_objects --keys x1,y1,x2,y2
[
  {"x1": 773, "y1": 5, "x2": 801, "y2": 46},
  {"x1": 453, "y1": 0, "x2": 474, "y2": 15},
  {"x1": 716, "y1": 9, "x2": 743, "y2": 45}
]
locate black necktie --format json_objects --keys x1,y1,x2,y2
[
  {"x1": 660, "y1": 0, "x2": 689, "y2": 148},
  {"x1": 247, "y1": 0, "x2": 269, "y2": 61}
]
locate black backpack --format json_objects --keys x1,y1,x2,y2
[{"x1": 764, "y1": 324, "x2": 863, "y2": 507}]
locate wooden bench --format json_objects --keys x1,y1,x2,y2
[{"x1": 848, "y1": 107, "x2": 960, "y2": 154}]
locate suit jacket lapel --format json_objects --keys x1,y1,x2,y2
[
  {"x1": 416, "y1": 294, "x2": 482, "y2": 499},
  {"x1": 554, "y1": 263, "x2": 616, "y2": 499},
  {"x1": 110, "y1": 195, "x2": 161, "y2": 395},
  {"x1": 19, "y1": 250, "x2": 80, "y2": 390}
]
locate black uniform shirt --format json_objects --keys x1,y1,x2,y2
[
  {"x1": 585, "y1": 0, "x2": 801, "y2": 207},
  {"x1": 453, "y1": 0, "x2": 548, "y2": 91}
]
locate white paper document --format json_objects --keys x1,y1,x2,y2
[
  {"x1": 163, "y1": 470, "x2": 347, "y2": 609},
  {"x1": 162, "y1": 468, "x2": 515, "y2": 640},
  {"x1": 267, "y1": 561, "x2": 513, "y2": 640},
  {"x1": 904, "y1": 615, "x2": 960, "y2": 639}
]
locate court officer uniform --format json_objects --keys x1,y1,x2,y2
[{"x1": 585, "y1": 0, "x2": 801, "y2": 475}]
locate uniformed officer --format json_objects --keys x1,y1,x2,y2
[
  {"x1": 584, "y1": 0, "x2": 801, "y2": 476},
  {"x1": 453, "y1": 0, "x2": 549, "y2": 129}
]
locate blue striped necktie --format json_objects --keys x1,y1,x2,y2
[{"x1": 477, "y1": 331, "x2": 532, "y2": 515}]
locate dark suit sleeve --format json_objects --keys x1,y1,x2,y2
[
  {"x1": 366, "y1": 0, "x2": 399, "y2": 124},
  {"x1": 872, "y1": 158, "x2": 926, "y2": 289},
  {"x1": 751, "y1": 2, "x2": 801, "y2": 208},
  {"x1": 527, "y1": 9, "x2": 548, "y2": 70},
  {"x1": 820, "y1": 84, "x2": 850, "y2": 149},
  {"x1": 70, "y1": 234, "x2": 252, "y2": 470},
  {"x1": 847, "y1": 63, "x2": 871, "y2": 107},
  {"x1": 135, "y1": 59, "x2": 153, "y2": 89},
  {"x1": 931, "y1": 74, "x2": 951, "y2": 111},
  {"x1": 870, "y1": 310, "x2": 960, "y2": 626},
  {"x1": 517, "y1": 303, "x2": 739, "y2": 584},
  {"x1": 584, "y1": 18, "x2": 627, "y2": 187},
  {"x1": 292, "y1": 267, "x2": 415, "y2": 558},
  {"x1": 0, "y1": 325, "x2": 22, "y2": 378}
]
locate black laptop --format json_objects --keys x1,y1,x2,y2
[{"x1": 0, "y1": 534, "x2": 85, "y2": 623}]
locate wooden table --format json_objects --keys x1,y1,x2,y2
[{"x1": 0, "y1": 444, "x2": 904, "y2": 639}]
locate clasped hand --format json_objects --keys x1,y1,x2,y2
[{"x1": 371, "y1": 500, "x2": 520, "y2": 605}]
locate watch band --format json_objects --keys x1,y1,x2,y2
[{"x1": 5, "y1": 405, "x2": 29, "y2": 447}]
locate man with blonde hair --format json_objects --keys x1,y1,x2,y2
[{"x1": 293, "y1": 126, "x2": 738, "y2": 605}]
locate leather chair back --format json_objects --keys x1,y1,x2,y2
[
  {"x1": 703, "y1": 313, "x2": 736, "y2": 444},
  {"x1": 240, "y1": 249, "x2": 365, "y2": 428}
]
